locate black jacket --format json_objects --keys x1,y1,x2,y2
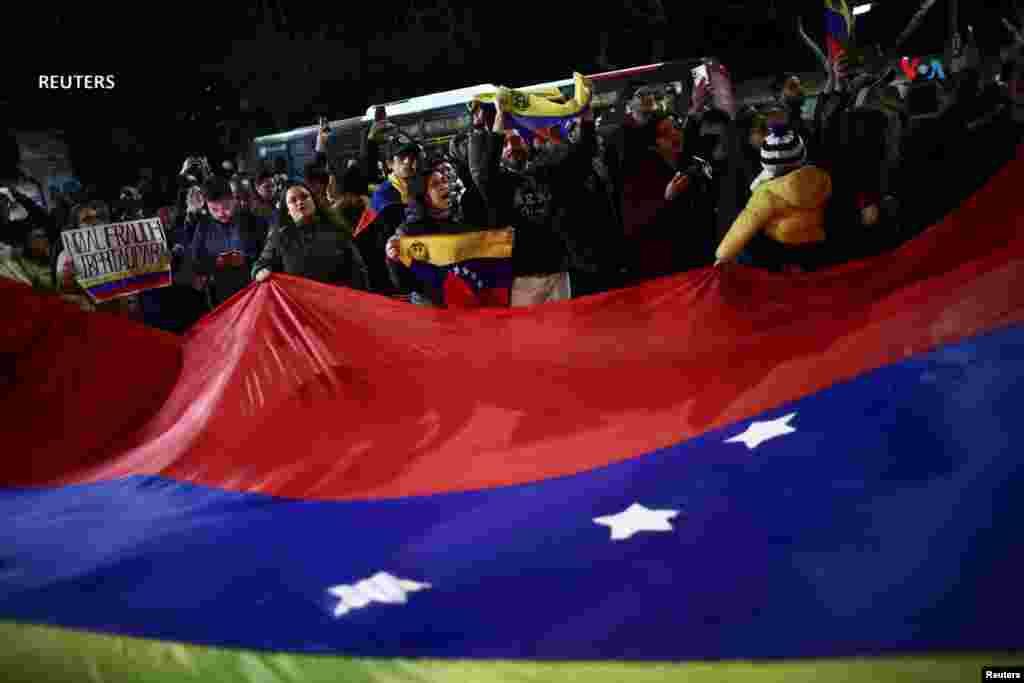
[
  {"x1": 352, "y1": 126, "x2": 409, "y2": 295},
  {"x1": 900, "y1": 97, "x2": 1022, "y2": 238},
  {"x1": 354, "y1": 202, "x2": 405, "y2": 296},
  {"x1": 254, "y1": 215, "x2": 369, "y2": 291},
  {"x1": 469, "y1": 123, "x2": 598, "y2": 277}
]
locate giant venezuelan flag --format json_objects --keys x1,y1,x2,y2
[{"x1": 2, "y1": 148, "x2": 1024, "y2": 681}]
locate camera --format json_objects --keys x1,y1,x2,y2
[
  {"x1": 686, "y1": 156, "x2": 714, "y2": 181},
  {"x1": 179, "y1": 156, "x2": 210, "y2": 187}
]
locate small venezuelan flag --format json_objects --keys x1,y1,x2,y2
[
  {"x1": 824, "y1": 0, "x2": 856, "y2": 61},
  {"x1": 470, "y1": 73, "x2": 593, "y2": 146},
  {"x1": 399, "y1": 227, "x2": 514, "y2": 307},
  {"x1": 354, "y1": 180, "x2": 404, "y2": 238}
]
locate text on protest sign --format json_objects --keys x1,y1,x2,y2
[{"x1": 61, "y1": 217, "x2": 172, "y2": 303}]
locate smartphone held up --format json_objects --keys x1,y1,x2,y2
[
  {"x1": 691, "y1": 63, "x2": 709, "y2": 89},
  {"x1": 693, "y1": 58, "x2": 736, "y2": 118}
]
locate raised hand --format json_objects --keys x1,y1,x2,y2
[
  {"x1": 186, "y1": 187, "x2": 206, "y2": 213},
  {"x1": 861, "y1": 204, "x2": 881, "y2": 227},
  {"x1": 385, "y1": 236, "x2": 401, "y2": 262},
  {"x1": 689, "y1": 77, "x2": 710, "y2": 115},
  {"x1": 664, "y1": 172, "x2": 691, "y2": 201}
]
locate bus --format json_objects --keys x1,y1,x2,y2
[
  {"x1": 251, "y1": 60, "x2": 703, "y2": 180},
  {"x1": 359, "y1": 60, "x2": 704, "y2": 155},
  {"x1": 251, "y1": 114, "x2": 367, "y2": 181}
]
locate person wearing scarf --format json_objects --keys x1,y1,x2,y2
[
  {"x1": 253, "y1": 182, "x2": 368, "y2": 291},
  {"x1": 715, "y1": 125, "x2": 832, "y2": 273},
  {"x1": 467, "y1": 96, "x2": 613, "y2": 304},
  {"x1": 383, "y1": 155, "x2": 494, "y2": 307},
  {"x1": 352, "y1": 133, "x2": 420, "y2": 296}
]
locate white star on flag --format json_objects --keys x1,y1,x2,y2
[
  {"x1": 724, "y1": 412, "x2": 798, "y2": 450},
  {"x1": 327, "y1": 572, "x2": 431, "y2": 618},
  {"x1": 593, "y1": 503, "x2": 681, "y2": 541}
]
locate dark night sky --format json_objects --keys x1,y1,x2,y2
[{"x1": 5, "y1": 0, "x2": 1021, "y2": 188}]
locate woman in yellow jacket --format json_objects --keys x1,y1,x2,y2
[{"x1": 715, "y1": 125, "x2": 832, "y2": 272}]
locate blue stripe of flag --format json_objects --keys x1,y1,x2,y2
[
  {"x1": 825, "y1": 9, "x2": 851, "y2": 41},
  {"x1": 87, "y1": 270, "x2": 170, "y2": 296},
  {"x1": 1, "y1": 323, "x2": 1022, "y2": 659}
]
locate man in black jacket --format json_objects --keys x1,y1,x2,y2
[
  {"x1": 352, "y1": 128, "x2": 420, "y2": 296},
  {"x1": 468, "y1": 97, "x2": 600, "y2": 305}
]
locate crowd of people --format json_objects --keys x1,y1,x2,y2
[{"x1": 2, "y1": 39, "x2": 1023, "y2": 334}]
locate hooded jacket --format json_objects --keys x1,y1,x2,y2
[{"x1": 717, "y1": 165, "x2": 832, "y2": 264}]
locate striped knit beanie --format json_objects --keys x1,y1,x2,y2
[{"x1": 760, "y1": 124, "x2": 806, "y2": 175}]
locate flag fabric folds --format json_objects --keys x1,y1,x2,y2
[
  {"x1": 398, "y1": 227, "x2": 514, "y2": 307},
  {"x1": 1, "y1": 148, "x2": 1024, "y2": 681},
  {"x1": 353, "y1": 177, "x2": 404, "y2": 238},
  {"x1": 825, "y1": 0, "x2": 856, "y2": 60},
  {"x1": 470, "y1": 72, "x2": 594, "y2": 145}
]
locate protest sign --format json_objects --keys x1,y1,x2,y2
[{"x1": 61, "y1": 217, "x2": 172, "y2": 303}]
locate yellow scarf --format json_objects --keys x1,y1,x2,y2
[
  {"x1": 388, "y1": 173, "x2": 410, "y2": 205},
  {"x1": 470, "y1": 72, "x2": 593, "y2": 119},
  {"x1": 398, "y1": 228, "x2": 514, "y2": 268}
]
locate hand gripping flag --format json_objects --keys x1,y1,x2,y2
[
  {"x1": 470, "y1": 72, "x2": 594, "y2": 146},
  {"x1": 2, "y1": 146, "x2": 1024, "y2": 681},
  {"x1": 398, "y1": 227, "x2": 514, "y2": 307}
]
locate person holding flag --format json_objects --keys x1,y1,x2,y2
[
  {"x1": 467, "y1": 72, "x2": 594, "y2": 150},
  {"x1": 467, "y1": 85, "x2": 603, "y2": 305},
  {"x1": 384, "y1": 152, "x2": 513, "y2": 308},
  {"x1": 353, "y1": 124, "x2": 421, "y2": 297}
]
